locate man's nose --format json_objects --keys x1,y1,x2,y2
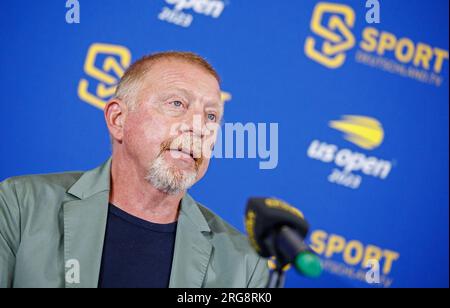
[{"x1": 182, "y1": 109, "x2": 207, "y2": 139}]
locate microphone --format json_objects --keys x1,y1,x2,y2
[{"x1": 245, "y1": 197, "x2": 322, "y2": 278}]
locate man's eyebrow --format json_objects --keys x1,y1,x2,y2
[
  {"x1": 159, "y1": 88, "x2": 224, "y2": 114},
  {"x1": 204, "y1": 99, "x2": 224, "y2": 114}
]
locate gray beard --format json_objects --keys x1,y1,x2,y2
[{"x1": 144, "y1": 154, "x2": 198, "y2": 195}]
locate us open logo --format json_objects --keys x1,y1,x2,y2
[
  {"x1": 307, "y1": 115, "x2": 394, "y2": 190},
  {"x1": 158, "y1": 0, "x2": 227, "y2": 28}
]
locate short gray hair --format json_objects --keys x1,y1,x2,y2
[{"x1": 114, "y1": 51, "x2": 221, "y2": 111}]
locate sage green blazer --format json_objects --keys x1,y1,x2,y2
[{"x1": 0, "y1": 157, "x2": 269, "y2": 288}]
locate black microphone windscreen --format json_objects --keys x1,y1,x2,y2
[{"x1": 245, "y1": 197, "x2": 309, "y2": 258}]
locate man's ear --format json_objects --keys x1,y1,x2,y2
[{"x1": 104, "y1": 99, "x2": 127, "y2": 143}]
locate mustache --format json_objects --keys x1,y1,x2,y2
[{"x1": 159, "y1": 135, "x2": 205, "y2": 170}]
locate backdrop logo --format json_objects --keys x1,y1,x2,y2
[
  {"x1": 158, "y1": 0, "x2": 226, "y2": 28},
  {"x1": 329, "y1": 115, "x2": 384, "y2": 150},
  {"x1": 309, "y1": 229, "x2": 400, "y2": 288},
  {"x1": 78, "y1": 43, "x2": 232, "y2": 109},
  {"x1": 307, "y1": 115, "x2": 393, "y2": 189},
  {"x1": 304, "y1": 2, "x2": 449, "y2": 87},
  {"x1": 78, "y1": 43, "x2": 131, "y2": 109},
  {"x1": 304, "y1": 2, "x2": 356, "y2": 69}
]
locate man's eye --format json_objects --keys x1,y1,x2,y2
[
  {"x1": 170, "y1": 100, "x2": 184, "y2": 108},
  {"x1": 207, "y1": 114, "x2": 217, "y2": 122}
]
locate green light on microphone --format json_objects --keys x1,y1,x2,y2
[{"x1": 295, "y1": 252, "x2": 323, "y2": 278}]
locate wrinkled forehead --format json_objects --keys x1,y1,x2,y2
[{"x1": 141, "y1": 59, "x2": 222, "y2": 102}]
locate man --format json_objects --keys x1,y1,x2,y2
[{"x1": 0, "y1": 52, "x2": 269, "y2": 288}]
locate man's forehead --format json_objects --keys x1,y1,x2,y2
[
  {"x1": 148, "y1": 59, "x2": 219, "y2": 85},
  {"x1": 148, "y1": 64, "x2": 219, "y2": 95}
]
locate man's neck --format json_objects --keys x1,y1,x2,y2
[{"x1": 109, "y1": 154, "x2": 183, "y2": 224}]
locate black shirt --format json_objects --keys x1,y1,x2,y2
[{"x1": 98, "y1": 203, "x2": 177, "y2": 288}]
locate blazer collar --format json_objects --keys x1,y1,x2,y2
[
  {"x1": 63, "y1": 156, "x2": 213, "y2": 288},
  {"x1": 67, "y1": 157, "x2": 112, "y2": 200},
  {"x1": 169, "y1": 194, "x2": 213, "y2": 288}
]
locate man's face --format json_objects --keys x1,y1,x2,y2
[{"x1": 121, "y1": 59, "x2": 222, "y2": 194}]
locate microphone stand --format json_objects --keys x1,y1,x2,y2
[{"x1": 266, "y1": 259, "x2": 287, "y2": 288}]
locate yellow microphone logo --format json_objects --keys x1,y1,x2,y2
[{"x1": 329, "y1": 115, "x2": 384, "y2": 150}]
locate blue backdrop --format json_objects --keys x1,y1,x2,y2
[{"x1": 1, "y1": 0, "x2": 448, "y2": 288}]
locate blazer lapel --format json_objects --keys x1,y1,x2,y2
[
  {"x1": 169, "y1": 194, "x2": 213, "y2": 288},
  {"x1": 62, "y1": 157, "x2": 213, "y2": 288},
  {"x1": 63, "y1": 157, "x2": 112, "y2": 288}
]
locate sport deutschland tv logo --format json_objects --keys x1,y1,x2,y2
[
  {"x1": 304, "y1": 2, "x2": 449, "y2": 87},
  {"x1": 304, "y1": 2, "x2": 356, "y2": 69},
  {"x1": 307, "y1": 115, "x2": 394, "y2": 190}
]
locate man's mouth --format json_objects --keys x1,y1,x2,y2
[
  {"x1": 160, "y1": 138, "x2": 204, "y2": 170},
  {"x1": 168, "y1": 147, "x2": 199, "y2": 162}
]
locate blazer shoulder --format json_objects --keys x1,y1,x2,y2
[{"x1": 1, "y1": 171, "x2": 83, "y2": 197}]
